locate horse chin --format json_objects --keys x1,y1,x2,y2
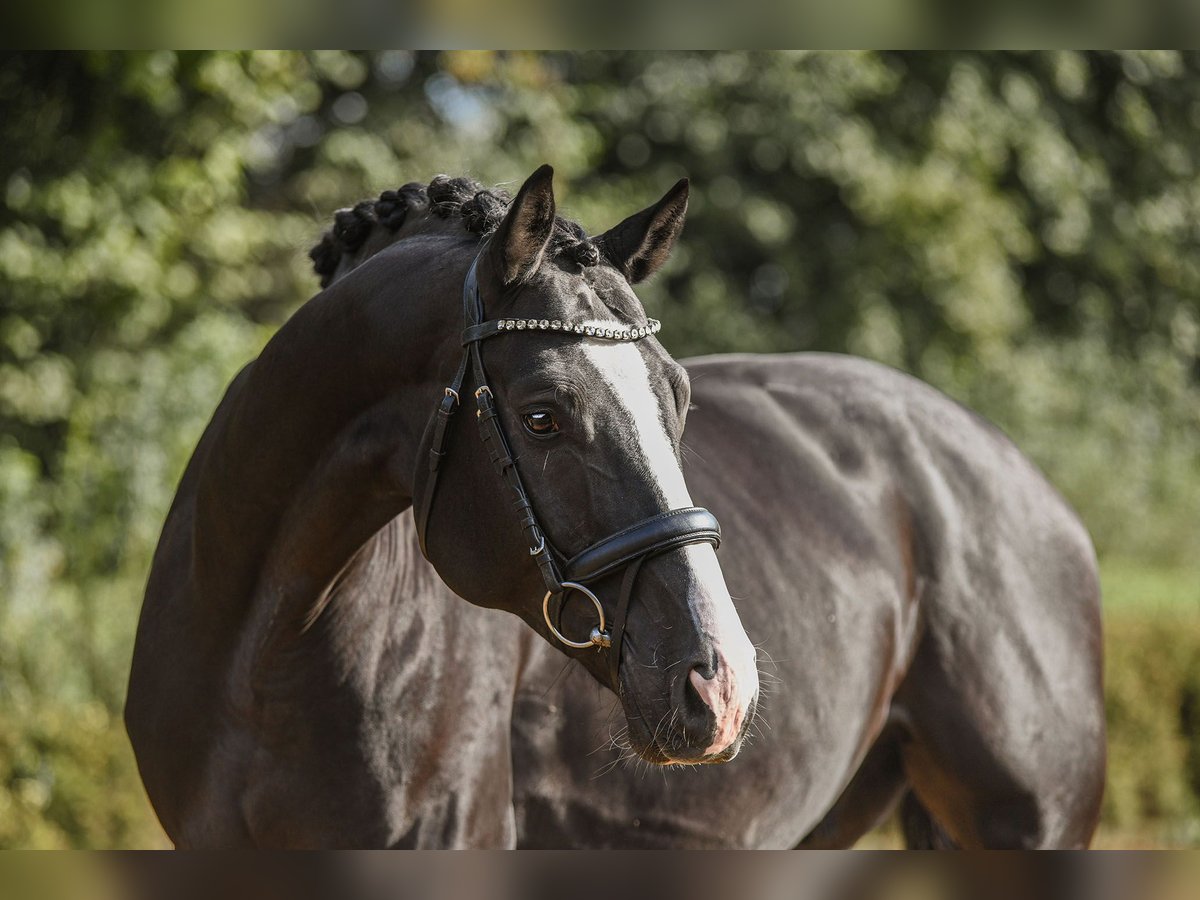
[
  {"x1": 623, "y1": 702, "x2": 753, "y2": 767},
  {"x1": 630, "y1": 733, "x2": 746, "y2": 767},
  {"x1": 666, "y1": 742, "x2": 744, "y2": 767}
]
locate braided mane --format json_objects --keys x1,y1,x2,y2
[{"x1": 308, "y1": 175, "x2": 600, "y2": 288}]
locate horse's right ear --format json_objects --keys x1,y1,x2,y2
[
  {"x1": 597, "y1": 178, "x2": 689, "y2": 284},
  {"x1": 489, "y1": 164, "x2": 556, "y2": 286}
]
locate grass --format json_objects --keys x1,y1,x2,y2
[{"x1": 1099, "y1": 558, "x2": 1200, "y2": 614}]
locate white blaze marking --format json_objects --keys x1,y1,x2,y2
[
  {"x1": 581, "y1": 330, "x2": 759, "y2": 756},
  {"x1": 684, "y1": 543, "x2": 759, "y2": 755},
  {"x1": 580, "y1": 334, "x2": 691, "y2": 508}
]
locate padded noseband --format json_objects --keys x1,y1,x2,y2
[{"x1": 565, "y1": 507, "x2": 721, "y2": 584}]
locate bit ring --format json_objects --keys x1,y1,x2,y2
[{"x1": 543, "y1": 582, "x2": 611, "y2": 649}]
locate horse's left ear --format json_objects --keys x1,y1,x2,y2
[{"x1": 597, "y1": 178, "x2": 689, "y2": 284}]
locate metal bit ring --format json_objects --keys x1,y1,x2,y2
[{"x1": 542, "y1": 582, "x2": 611, "y2": 649}]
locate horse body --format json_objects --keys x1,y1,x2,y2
[{"x1": 126, "y1": 170, "x2": 1104, "y2": 848}]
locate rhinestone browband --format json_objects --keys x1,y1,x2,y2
[{"x1": 496, "y1": 318, "x2": 662, "y2": 341}]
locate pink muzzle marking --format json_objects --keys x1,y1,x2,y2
[{"x1": 689, "y1": 654, "x2": 748, "y2": 756}]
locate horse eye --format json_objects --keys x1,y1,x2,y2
[{"x1": 522, "y1": 410, "x2": 559, "y2": 436}]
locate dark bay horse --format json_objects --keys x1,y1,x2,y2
[{"x1": 125, "y1": 166, "x2": 1105, "y2": 848}]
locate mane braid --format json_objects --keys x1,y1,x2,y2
[{"x1": 308, "y1": 174, "x2": 599, "y2": 288}]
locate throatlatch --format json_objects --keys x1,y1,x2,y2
[{"x1": 414, "y1": 251, "x2": 722, "y2": 689}]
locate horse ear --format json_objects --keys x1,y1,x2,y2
[
  {"x1": 597, "y1": 178, "x2": 689, "y2": 284},
  {"x1": 490, "y1": 164, "x2": 556, "y2": 286}
]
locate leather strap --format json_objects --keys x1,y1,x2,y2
[
  {"x1": 565, "y1": 507, "x2": 721, "y2": 584},
  {"x1": 608, "y1": 555, "x2": 644, "y2": 690},
  {"x1": 461, "y1": 321, "x2": 504, "y2": 345},
  {"x1": 413, "y1": 256, "x2": 483, "y2": 558},
  {"x1": 416, "y1": 254, "x2": 567, "y2": 594},
  {"x1": 474, "y1": 376, "x2": 563, "y2": 594},
  {"x1": 414, "y1": 357, "x2": 468, "y2": 558}
]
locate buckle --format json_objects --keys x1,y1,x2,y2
[
  {"x1": 474, "y1": 385, "x2": 493, "y2": 401},
  {"x1": 444, "y1": 387, "x2": 460, "y2": 406}
]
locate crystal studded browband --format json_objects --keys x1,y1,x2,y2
[
  {"x1": 463, "y1": 316, "x2": 663, "y2": 345},
  {"x1": 498, "y1": 318, "x2": 661, "y2": 341},
  {"x1": 460, "y1": 314, "x2": 667, "y2": 348}
]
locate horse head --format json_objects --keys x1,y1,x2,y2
[{"x1": 405, "y1": 166, "x2": 759, "y2": 764}]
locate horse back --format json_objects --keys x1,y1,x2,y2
[{"x1": 683, "y1": 351, "x2": 1099, "y2": 618}]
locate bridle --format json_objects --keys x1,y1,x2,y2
[{"x1": 414, "y1": 250, "x2": 723, "y2": 689}]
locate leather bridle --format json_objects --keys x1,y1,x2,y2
[{"x1": 414, "y1": 251, "x2": 723, "y2": 689}]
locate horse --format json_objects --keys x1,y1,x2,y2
[{"x1": 125, "y1": 165, "x2": 1106, "y2": 848}]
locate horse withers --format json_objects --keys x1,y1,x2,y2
[{"x1": 126, "y1": 166, "x2": 1104, "y2": 847}]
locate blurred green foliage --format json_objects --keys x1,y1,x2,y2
[
  {"x1": 1, "y1": 51, "x2": 1198, "y2": 847},
  {"x1": 1098, "y1": 562, "x2": 1200, "y2": 846}
]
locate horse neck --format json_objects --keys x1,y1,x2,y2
[{"x1": 191, "y1": 237, "x2": 474, "y2": 632}]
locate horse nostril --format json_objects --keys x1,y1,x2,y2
[
  {"x1": 681, "y1": 655, "x2": 720, "y2": 725},
  {"x1": 691, "y1": 648, "x2": 718, "y2": 682},
  {"x1": 682, "y1": 668, "x2": 715, "y2": 729}
]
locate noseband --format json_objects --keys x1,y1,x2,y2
[{"x1": 414, "y1": 252, "x2": 722, "y2": 688}]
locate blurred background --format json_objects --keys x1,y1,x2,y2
[{"x1": 0, "y1": 50, "x2": 1197, "y2": 848}]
